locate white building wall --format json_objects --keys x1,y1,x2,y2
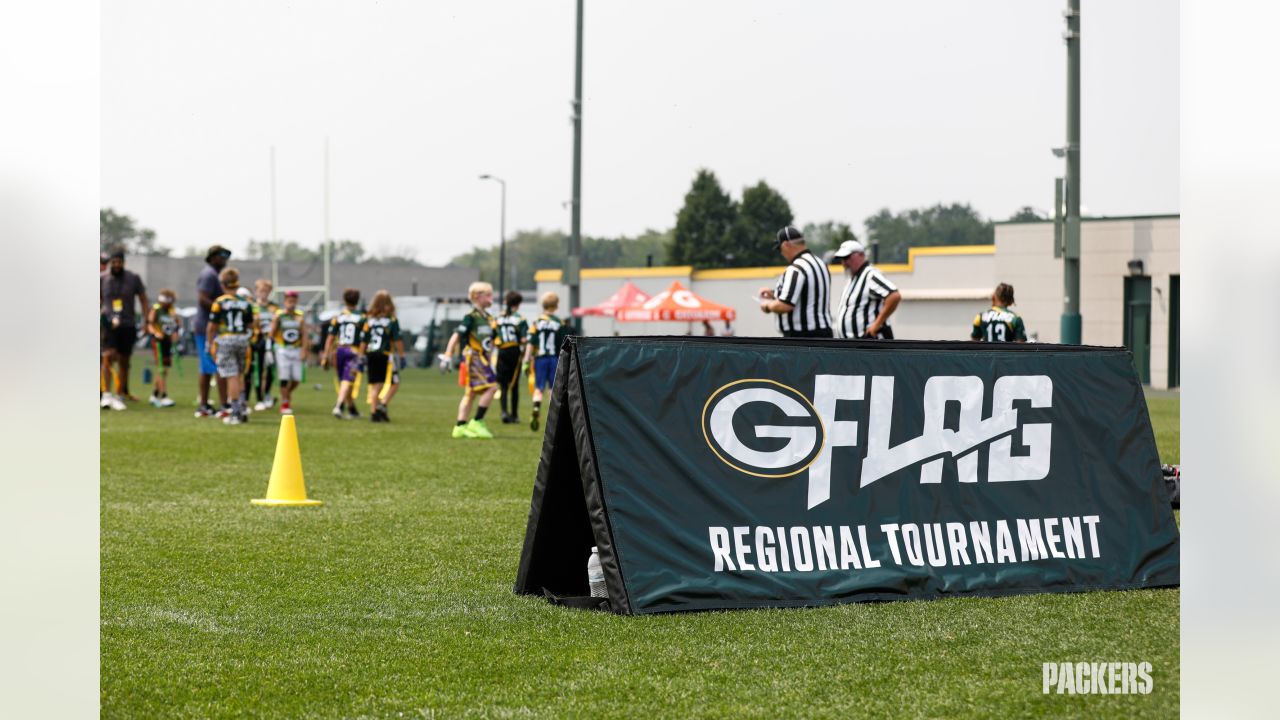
[{"x1": 995, "y1": 216, "x2": 1180, "y2": 388}]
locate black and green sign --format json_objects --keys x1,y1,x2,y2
[{"x1": 515, "y1": 336, "x2": 1180, "y2": 614}]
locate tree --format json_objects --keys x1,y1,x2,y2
[
  {"x1": 667, "y1": 169, "x2": 737, "y2": 268},
  {"x1": 100, "y1": 208, "x2": 170, "y2": 256},
  {"x1": 245, "y1": 240, "x2": 319, "y2": 262},
  {"x1": 448, "y1": 228, "x2": 673, "y2": 290},
  {"x1": 726, "y1": 181, "x2": 793, "y2": 267},
  {"x1": 332, "y1": 239, "x2": 366, "y2": 263},
  {"x1": 365, "y1": 244, "x2": 419, "y2": 265},
  {"x1": 243, "y1": 238, "x2": 369, "y2": 263},
  {"x1": 1007, "y1": 206, "x2": 1048, "y2": 222},
  {"x1": 862, "y1": 203, "x2": 993, "y2": 264},
  {"x1": 800, "y1": 221, "x2": 858, "y2": 257}
]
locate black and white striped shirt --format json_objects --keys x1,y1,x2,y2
[
  {"x1": 774, "y1": 250, "x2": 832, "y2": 335},
  {"x1": 835, "y1": 264, "x2": 898, "y2": 339}
]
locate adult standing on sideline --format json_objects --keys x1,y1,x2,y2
[
  {"x1": 832, "y1": 239, "x2": 901, "y2": 339},
  {"x1": 757, "y1": 226, "x2": 832, "y2": 338},
  {"x1": 971, "y1": 283, "x2": 1027, "y2": 342},
  {"x1": 100, "y1": 246, "x2": 149, "y2": 405},
  {"x1": 193, "y1": 245, "x2": 231, "y2": 417}
]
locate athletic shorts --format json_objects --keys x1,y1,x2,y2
[
  {"x1": 276, "y1": 346, "x2": 303, "y2": 382},
  {"x1": 463, "y1": 349, "x2": 497, "y2": 392},
  {"x1": 104, "y1": 323, "x2": 137, "y2": 357},
  {"x1": 155, "y1": 337, "x2": 173, "y2": 368},
  {"x1": 496, "y1": 346, "x2": 521, "y2": 389},
  {"x1": 534, "y1": 355, "x2": 558, "y2": 391},
  {"x1": 334, "y1": 346, "x2": 359, "y2": 383},
  {"x1": 194, "y1": 334, "x2": 218, "y2": 375},
  {"x1": 214, "y1": 335, "x2": 251, "y2": 379},
  {"x1": 366, "y1": 353, "x2": 401, "y2": 385}
]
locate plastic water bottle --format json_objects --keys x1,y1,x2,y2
[{"x1": 587, "y1": 546, "x2": 606, "y2": 598}]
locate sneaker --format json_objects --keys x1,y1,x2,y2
[
  {"x1": 465, "y1": 419, "x2": 494, "y2": 439},
  {"x1": 333, "y1": 406, "x2": 345, "y2": 420},
  {"x1": 501, "y1": 412, "x2": 513, "y2": 424},
  {"x1": 530, "y1": 410, "x2": 540, "y2": 431},
  {"x1": 261, "y1": 396, "x2": 275, "y2": 409},
  {"x1": 451, "y1": 424, "x2": 470, "y2": 439},
  {"x1": 108, "y1": 395, "x2": 127, "y2": 411},
  {"x1": 100, "y1": 394, "x2": 113, "y2": 409},
  {"x1": 194, "y1": 404, "x2": 213, "y2": 418},
  {"x1": 223, "y1": 414, "x2": 243, "y2": 425},
  {"x1": 215, "y1": 407, "x2": 232, "y2": 419},
  {"x1": 346, "y1": 406, "x2": 360, "y2": 419},
  {"x1": 254, "y1": 400, "x2": 268, "y2": 412},
  {"x1": 149, "y1": 394, "x2": 163, "y2": 407},
  {"x1": 280, "y1": 402, "x2": 292, "y2": 415},
  {"x1": 159, "y1": 397, "x2": 176, "y2": 408}
]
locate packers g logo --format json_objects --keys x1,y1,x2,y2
[{"x1": 701, "y1": 379, "x2": 826, "y2": 478}]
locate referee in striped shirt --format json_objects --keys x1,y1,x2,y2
[
  {"x1": 758, "y1": 226, "x2": 833, "y2": 337},
  {"x1": 832, "y1": 239, "x2": 901, "y2": 339}
]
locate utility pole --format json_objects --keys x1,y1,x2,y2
[
  {"x1": 270, "y1": 146, "x2": 278, "y2": 290},
  {"x1": 479, "y1": 175, "x2": 507, "y2": 298},
  {"x1": 567, "y1": 0, "x2": 584, "y2": 328},
  {"x1": 323, "y1": 137, "x2": 331, "y2": 307},
  {"x1": 1060, "y1": 0, "x2": 1082, "y2": 344}
]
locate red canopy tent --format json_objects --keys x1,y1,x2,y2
[
  {"x1": 571, "y1": 281, "x2": 652, "y2": 318},
  {"x1": 615, "y1": 281, "x2": 736, "y2": 322}
]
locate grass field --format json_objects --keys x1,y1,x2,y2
[{"x1": 101, "y1": 367, "x2": 1180, "y2": 718}]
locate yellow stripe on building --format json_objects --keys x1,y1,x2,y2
[{"x1": 535, "y1": 245, "x2": 994, "y2": 281}]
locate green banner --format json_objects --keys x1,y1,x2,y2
[{"x1": 515, "y1": 337, "x2": 1179, "y2": 614}]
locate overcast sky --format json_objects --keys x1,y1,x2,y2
[{"x1": 102, "y1": 0, "x2": 1178, "y2": 266}]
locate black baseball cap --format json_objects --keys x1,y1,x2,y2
[
  {"x1": 773, "y1": 226, "x2": 803, "y2": 249},
  {"x1": 206, "y1": 244, "x2": 232, "y2": 261}
]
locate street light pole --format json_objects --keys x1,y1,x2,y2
[
  {"x1": 568, "y1": 0, "x2": 584, "y2": 328},
  {"x1": 479, "y1": 174, "x2": 507, "y2": 298},
  {"x1": 1060, "y1": 0, "x2": 1083, "y2": 344}
]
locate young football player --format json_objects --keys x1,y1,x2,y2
[
  {"x1": 494, "y1": 290, "x2": 528, "y2": 424},
  {"x1": 442, "y1": 281, "x2": 498, "y2": 439},
  {"x1": 321, "y1": 288, "x2": 364, "y2": 419},
  {"x1": 269, "y1": 290, "x2": 308, "y2": 414},
  {"x1": 523, "y1": 291, "x2": 568, "y2": 432},
  {"x1": 971, "y1": 283, "x2": 1028, "y2": 343},
  {"x1": 206, "y1": 268, "x2": 258, "y2": 425},
  {"x1": 250, "y1": 278, "x2": 280, "y2": 411},
  {"x1": 359, "y1": 290, "x2": 406, "y2": 423},
  {"x1": 146, "y1": 289, "x2": 181, "y2": 407}
]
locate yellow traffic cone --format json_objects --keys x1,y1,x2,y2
[{"x1": 251, "y1": 415, "x2": 323, "y2": 507}]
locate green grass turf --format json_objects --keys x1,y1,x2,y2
[{"x1": 102, "y1": 367, "x2": 1179, "y2": 718}]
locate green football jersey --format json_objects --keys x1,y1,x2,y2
[
  {"x1": 495, "y1": 310, "x2": 527, "y2": 350},
  {"x1": 529, "y1": 314, "x2": 566, "y2": 358},
  {"x1": 972, "y1": 306, "x2": 1027, "y2": 342},
  {"x1": 456, "y1": 308, "x2": 497, "y2": 355},
  {"x1": 274, "y1": 309, "x2": 306, "y2": 348},
  {"x1": 362, "y1": 315, "x2": 401, "y2": 354},
  {"x1": 328, "y1": 310, "x2": 364, "y2": 347},
  {"x1": 254, "y1": 300, "x2": 280, "y2": 336},
  {"x1": 150, "y1": 303, "x2": 179, "y2": 335},
  {"x1": 209, "y1": 294, "x2": 256, "y2": 337}
]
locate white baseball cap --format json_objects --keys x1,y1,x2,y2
[{"x1": 833, "y1": 240, "x2": 866, "y2": 259}]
